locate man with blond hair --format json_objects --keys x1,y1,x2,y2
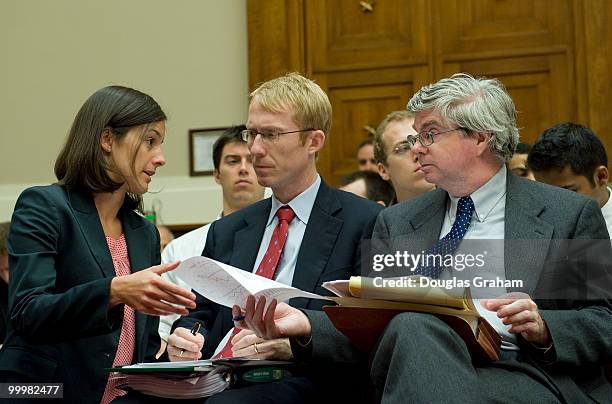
[
  {"x1": 373, "y1": 110, "x2": 434, "y2": 203},
  {"x1": 166, "y1": 73, "x2": 382, "y2": 403}
]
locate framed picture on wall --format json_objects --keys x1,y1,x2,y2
[{"x1": 189, "y1": 127, "x2": 227, "y2": 176}]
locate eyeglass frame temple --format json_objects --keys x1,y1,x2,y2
[
  {"x1": 242, "y1": 128, "x2": 316, "y2": 143},
  {"x1": 407, "y1": 127, "x2": 468, "y2": 147}
]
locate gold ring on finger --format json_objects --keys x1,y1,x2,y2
[{"x1": 253, "y1": 342, "x2": 259, "y2": 354}]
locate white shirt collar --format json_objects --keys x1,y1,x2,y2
[
  {"x1": 599, "y1": 186, "x2": 612, "y2": 215},
  {"x1": 267, "y1": 174, "x2": 321, "y2": 226},
  {"x1": 602, "y1": 187, "x2": 612, "y2": 209},
  {"x1": 449, "y1": 165, "x2": 507, "y2": 223}
]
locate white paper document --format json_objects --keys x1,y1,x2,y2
[
  {"x1": 113, "y1": 368, "x2": 230, "y2": 399},
  {"x1": 174, "y1": 256, "x2": 331, "y2": 309},
  {"x1": 118, "y1": 360, "x2": 214, "y2": 371},
  {"x1": 322, "y1": 280, "x2": 351, "y2": 297}
]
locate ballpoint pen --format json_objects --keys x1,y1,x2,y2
[{"x1": 179, "y1": 321, "x2": 201, "y2": 358}]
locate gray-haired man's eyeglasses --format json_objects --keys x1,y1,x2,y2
[
  {"x1": 241, "y1": 128, "x2": 315, "y2": 147},
  {"x1": 406, "y1": 128, "x2": 465, "y2": 147}
]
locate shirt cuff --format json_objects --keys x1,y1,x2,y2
[
  {"x1": 523, "y1": 339, "x2": 556, "y2": 365},
  {"x1": 289, "y1": 334, "x2": 313, "y2": 362}
]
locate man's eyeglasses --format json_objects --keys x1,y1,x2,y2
[
  {"x1": 390, "y1": 142, "x2": 412, "y2": 156},
  {"x1": 241, "y1": 128, "x2": 314, "y2": 146},
  {"x1": 406, "y1": 128, "x2": 465, "y2": 147}
]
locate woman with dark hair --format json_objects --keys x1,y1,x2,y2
[{"x1": 0, "y1": 86, "x2": 196, "y2": 403}]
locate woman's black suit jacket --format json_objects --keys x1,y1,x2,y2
[{"x1": 0, "y1": 185, "x2": 161, "y2": 403}]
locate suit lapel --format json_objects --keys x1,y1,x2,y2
[
  {"x1": 230, "y1": 200, "x2": 270, "y2": 272},
  {"x1": 407, "y1": 189, "x2": 447, "y2": 245},
  {"x1": 382, "y1": 177, "x2": 553, "y2": 295},
  {"x1": 70, "y1": 190, "x2": 153, "y2": 358},
  {"x1": 292, "y1": 182, "x2": 343, "y2": 308},
  {"x1": 69, "y1": 190, "x2": 116, "y2": 278},
  {"x1": 121, "y1": 207, "x2": 153, "y2": 360},
  {"x1": 228, "y1": 186, "x2": 342, "y2": 309},
  {"x1": 122, "y1": 208, "x2": 151, "y2": 274},
  {"x1": 504, "y1": 174, "x2": 553, "y2": 295}
]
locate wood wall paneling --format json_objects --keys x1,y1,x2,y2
[
  {"x1": 248, "y1": 0, "x2": 612, "y2": 183},
  {"x1": 313, "y1": 65, "x2": 429, "y2": 185},
  {"x1": 434, "y1": 0, "x2": 571, "y2": 56},
  {"x1": 247, "y1": 0, "x2": 305, "y2": 91},
  {"x1": 442, "y1": 53, "x2": 574, "y2": 144},
  {"x1": 573, "y1": 0, "x2": 612, "y2": 156},
  {"x1": 319, "y1": 82, "x2": 416, "y2": 184},
  {"x1": 307, "y1": 0, "x2": 428, "y2": 71}
]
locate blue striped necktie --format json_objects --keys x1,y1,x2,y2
[{"x1": 415, "y1": 196, "x2": 475, "y2": 279}]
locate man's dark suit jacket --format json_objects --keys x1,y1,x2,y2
[
  {"x1": 0, "y1": 185, "x2": 161, "y2": 404},
  {"x1": 303, "y1": 173, "x2": 612, "y2": 402},
  {"x1": 175, "y1": 180, "x2": 383, "y2": 359}
]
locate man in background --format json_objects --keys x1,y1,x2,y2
[
  {"x1": 528, "y1": 122, "x2": 612, "y2": 235},
  {"x1": 158, "y1": 125, "x2": 265, "y2": 347},
  {"x1": 507, "y1": 142, "x2": 535, "y2": 180},
  {"x1": 339, "y1": 170, "x2": 395, "y2": 206},
  {"x1": 373, "y1": 110, "x2": 434, "y2": 203},
  {"x1": 156, "y1": 225, "x2": 174, "y2": 252},
  {"x1": 356, "y1": 138, "x2": 378, "y2": 172}
]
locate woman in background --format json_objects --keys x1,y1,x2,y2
[{"x1": 0, "y1": 86, "x2": 196, "y2": 403}]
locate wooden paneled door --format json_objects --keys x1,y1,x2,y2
[
  {"x1": 247, "y1": 0, "x2": 612, "y2": 186},
  {"x1": 440, "y1": 54, "x2": 574, "y2": 145},
  {"x1": 433, "y1": 0, "x2": 576, "y2": 144},
  {"x1": 314, "y1": 67, "x2": 430, "y2": 183},
  {"x1": 306, "y1": 0, "x2": 430, "y2": 185},
  {"x1": 306, "y1": 0, "x2": 429, "y2": 71}
]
